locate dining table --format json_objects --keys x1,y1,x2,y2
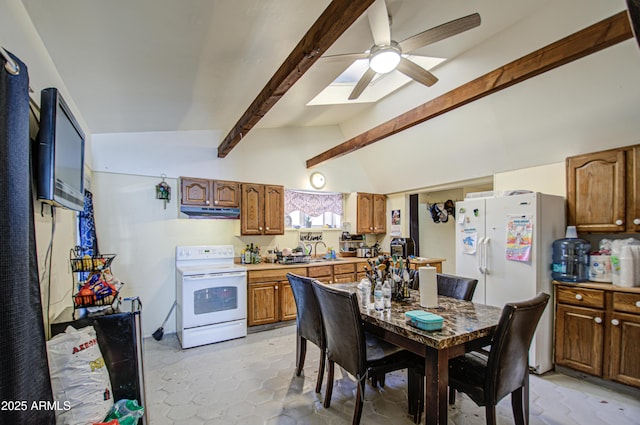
[{"x1": 333, "y1": 283, "x2": 503, "y2": 425}]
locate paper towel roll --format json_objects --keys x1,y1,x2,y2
[
  {"x1": 618, "y1": 245, "x2": 637, "y2": 287},
  {"x1": 419, "y1": 266, "x2": 438, "y2": 308}
]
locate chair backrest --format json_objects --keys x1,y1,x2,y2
[
  {"x1": 436, "y1": 273, "x2": 478, "y2": 301},
  {"x1": 311, "y1": 281, "x2": 366, "y2": 379},
  {"x1": 486, "y1": 292, "x2": 550, "y2": 403},
  {"x1": 287, "y1": 273, "x2": 325, "y2": 349}
]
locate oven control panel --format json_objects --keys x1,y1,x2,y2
[{"x1": 176, "y1": 245, "x2": 235, "y2": 260}]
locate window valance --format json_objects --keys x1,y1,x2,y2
[{"x1": 284, "y1": 190, "x2": 342, "y2": 217}]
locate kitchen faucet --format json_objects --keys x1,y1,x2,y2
[{"x1": 313, "y1": 241, "x2": 327, "y2": 258}]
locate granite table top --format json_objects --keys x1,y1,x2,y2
[{"x1": 332, "y1": 283, "x2": 503, "y2": 350}]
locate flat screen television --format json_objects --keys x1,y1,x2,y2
[{"x1": 36, "y1": 87, "x2": 85, "y2": 211}]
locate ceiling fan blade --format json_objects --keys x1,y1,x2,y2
[
  {"x1": 398, "y1": 13, "x2": 481, "y2": 53},
  {"x1": 368, "y1": 0, "x2": 391, "y2": 46},
  {"x1": 321, "y1": 52, "x2": 369, "y2": 62},
  {"x1": 396, "y1": 57, "x2": 438, "y2": 87},
  {"x1": 349, "y1": 68, "x2": 377, "y2": 100}
]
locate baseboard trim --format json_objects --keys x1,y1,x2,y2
[{"x1": 555, "y1": 366, "x2": 640, "y2": 398}]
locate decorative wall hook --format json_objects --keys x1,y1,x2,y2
[{"x1": 155, "y1": 174, "x2": 171, "y2": 209}]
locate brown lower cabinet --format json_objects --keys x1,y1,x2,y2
[
  {"x1": 247, "y1": 261, "x2": 369, "y2": 326},
  {"x1": 247, "y1": 267, "x2": 306, "y2": 326},
  {"x1": 554, "y1": 283, "x2": 640, "y2": 388}
]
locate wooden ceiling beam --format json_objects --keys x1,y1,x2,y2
[
  {"x1": 217, "y1": 0, "x2": 376, "y2": 158},
  {"x1": 306, "y1": 11, "x2": 633, "y2": 168}
]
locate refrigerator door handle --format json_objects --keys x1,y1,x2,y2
[
  {"x1": 477, "y1": 236, "x2": 485, "y2": 273},
  {"x1": 483, "y1": 238, "x2": 490, "y2": 275}
]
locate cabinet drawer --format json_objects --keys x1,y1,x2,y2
[
  {"x1": 334, "y1": 273, "x2": 356, "y2": 283},
  {"x1": 334, "y1": 263, "x2": 356, "y2": 275},
  {"x1": 308, "y1": 265, "x2": 333, "y2": 278},
  {"x1": 613, "y1": 292, "x2": 640, "y2": 314},
  {"x1": 356, "y1": 262, "x2": 368, "y2": 273},
  {"x1": 248, "y1": 267, "x2": 307, "y2": 284},
  {"x1": 557, "y1": 286, "x2": 605, "y2": 308}
]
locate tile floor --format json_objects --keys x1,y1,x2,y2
[{"x1": 143, "y1": 324, "x2": 640, "y2": 425}]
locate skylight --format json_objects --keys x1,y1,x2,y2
[{"x1": 308, "y1": 55, "x2": 446, "y2": 105}]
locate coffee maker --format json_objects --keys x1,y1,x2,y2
[{"x1": 390, "y1": 237, "x2": 415, "y2": 258}]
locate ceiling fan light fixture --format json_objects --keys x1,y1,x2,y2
[{"x1": 369, "y1": 42, "x2": 401, "y2": 74}]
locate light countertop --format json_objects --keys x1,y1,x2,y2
[{"x1": 239, "y1": 256, "x2": 446, "y2": 271}]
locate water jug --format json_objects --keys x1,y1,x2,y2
[{"x1": 551, "y1": 226, "x2": 591, "y2": 282}]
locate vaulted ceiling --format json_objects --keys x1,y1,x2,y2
[{"x1": 22, "y1": 0, "x2": 549, "y2": 135}]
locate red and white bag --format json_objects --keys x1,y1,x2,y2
[{"x1": 47, "y1": 325, "x2": 114, "y2": 425}]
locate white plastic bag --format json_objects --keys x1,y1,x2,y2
[
  {"x1": 611, "y1": 238, "x2": 640, "y2": 286},
  {"x1": 47, "y1": 325, "x2": 114, "y2": 425}
]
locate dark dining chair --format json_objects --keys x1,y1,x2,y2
[
  {"x1": 447, "y1": 292, "x2": 551, "y2": 425},
  {"x1": 436, "y1": 273, "x2": 478, "y2": 301},
  {"x1": 286, "y1": 273, "x2": 326, "y2": 394},
  {"x1": 311, "y1": 281, "x2": 423, "y2": 425}
]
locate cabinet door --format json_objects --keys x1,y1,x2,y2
[
  {"x1": 280, "y1": 281, "x2": 297, "y2": 321},
  {"x1": 212, "y1": 180, "x2": 240, "y2": 207},
  {"x1": 264, "y1": 185, "x2": 284, "y2": 235},
  {"x1": 609, "y1": 312, "x2": 640, "y2": 388},
  {"x1": 555, "y1": 304, "x2": 604, "y2": 376},
  {"x1": 248, "y1": 283, "x2": 278, "y2": 326},
  {"x1": 567, "y1": 149, "x2": 626, "y2": 232},
  {"x1": 241, "y1": 183, "x2": 264, "y2": 235},
  {"x1": 372, "y1": 194, "x2": 387, "y2": 234},
  {"x1": 357, "y1": 193, "x2": 373, "y2": 234},
  {"x1": 333, "y1": 273, "x2": 356, "y2": 283},
  {"x1": 629, "y1": 146, "x2": 640, "y2": 232},
  {"x1": 181, "y1": 177, "x2": 211, "y2": 206}
]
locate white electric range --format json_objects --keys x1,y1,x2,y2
[{"x1": 175, "y1": 245, "x2": 247, "y2": 349}]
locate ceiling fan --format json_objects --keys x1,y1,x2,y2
[{"x1": 323, "y1": 0, "x2": 481, "y2": 100}]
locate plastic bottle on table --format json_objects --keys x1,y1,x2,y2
[
  {"x1": 358, "y1": 278, "x2": 371, "y2": 309},
  {"x1": 382, "y1": 279, "x2": 392, "y2": 311},
  {"x1": 374, "y1": 280, "x2": 383, "y2": 311}
]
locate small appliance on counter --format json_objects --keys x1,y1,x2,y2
[
  {"x1": 339, "y1": 233, "x2": 365, "y2": 257},
  {"x1": 390, "y1": 237, "x2": 416, "y2": 258}
]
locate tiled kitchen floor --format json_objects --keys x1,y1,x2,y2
[{"x1": 143, "y1": 325, "x2": 640, "y2": 425}]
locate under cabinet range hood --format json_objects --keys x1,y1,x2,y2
[{"x1": 180, "y1": 206, "x2": 240, "y2": 219}]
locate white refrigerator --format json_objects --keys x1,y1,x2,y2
[{"x1": 455, "y1": 192, "x2": 565, "y2": 374}]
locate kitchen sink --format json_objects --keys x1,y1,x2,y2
[{"x1": 308, "y1": 258, "x2": 343, "y2": 263}]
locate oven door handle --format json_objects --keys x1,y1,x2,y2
[{"x1": 183, "y1": 272, "x2": 247, "y2": 280}]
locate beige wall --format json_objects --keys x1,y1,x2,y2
[{"x1": 493, "y1": 162, "x2": 566, "y2": 197}]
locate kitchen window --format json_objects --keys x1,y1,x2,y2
[{"x1": 285, "y1": 190, "x2": 342, "y2": 229}]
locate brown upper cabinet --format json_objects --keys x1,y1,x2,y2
[
  {"x1": 212, "y1": 180, "x2": 241, "y2": 207},
  {"x1": 566, "y1": 145, "x2": 640, "y2": 233},
  {"x1": 355, "y1": 193, "x2": 387, "y2": 234},
  {"x1": 241, "y1": 183, "x2": 284, "y2": 235},
  {"x1": 181, "y1": 177, "x2": 211, "y2": 206},
  {"x1": 180, "y1": 177, "x2": 240, "y2": 208}
]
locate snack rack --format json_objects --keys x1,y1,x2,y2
[{"x1": 69, "y1": 246, "x2": 119, "y2": 317}]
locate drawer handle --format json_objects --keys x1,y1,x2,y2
[
  {"x1": 611, "y1": 319, "x2": 620, "y2": 326},
  {"x1": 615, "y1": 219, "x2": 624, "y2": 226},
  {"x1": 634, "y1": 218, "x2": 640, "y2": 225},
  {"x1": 575, "y1": 294, "x2": 583, "y2": 301},
  {"x1": 594, "y1": 317, "x2": 602, "y2": 324},
  {"x1": 636, "y1": 301, "x2": 640, "y2": 308}
]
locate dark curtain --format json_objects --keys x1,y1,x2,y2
[
  {"x1": 78, "y1": 189, "x2": 98, "y2": 256},
  {"x1": 0, "y1": 51, "x2": 55, "y2": 424},
  {"x1": 409, "y1": 194, "x2": 420, "y2": 256}
]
